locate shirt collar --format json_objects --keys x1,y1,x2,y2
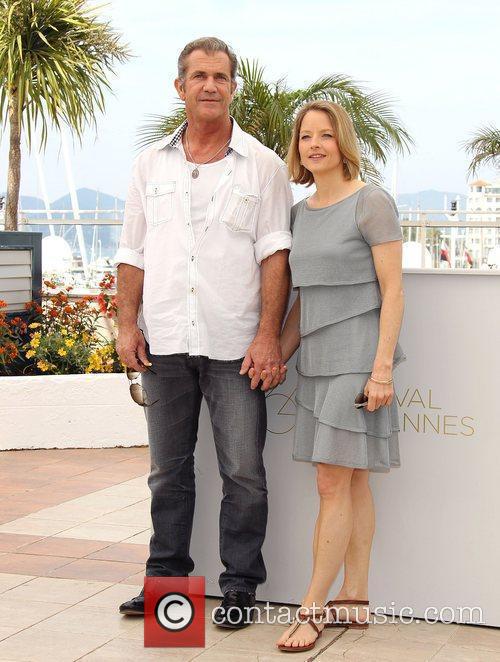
[{"x1": 156, "y1": 116, "x2": 248, "y2": 158}]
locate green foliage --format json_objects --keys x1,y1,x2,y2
[
  {"x1": 0, "y1": 0, "x2": 131, "y2": 148},
  {"x1": 463, "y1": 125, "x2": 500, "y2": 177},
  {"x1": 137, "y1": 58, "x2": 414, "y2": 183}
]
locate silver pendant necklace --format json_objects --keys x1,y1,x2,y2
[{"x1": 185, "y1": 129, "x2": 231, "y2": 179}]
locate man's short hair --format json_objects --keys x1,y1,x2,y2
[{"x1": 178, "y1": 37, "x2": 238, "y2": 81}]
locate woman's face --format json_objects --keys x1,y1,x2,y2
[{"x1": 298, "y1": 110, "x2": 343, "y2": 176}]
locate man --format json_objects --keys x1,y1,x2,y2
[{"x1": 114, "y1": 37, "x2": 292, "y2": 627}]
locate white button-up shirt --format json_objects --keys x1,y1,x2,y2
[{"x1": 113, "y1": 118, "x2": 293, "y2": 359}]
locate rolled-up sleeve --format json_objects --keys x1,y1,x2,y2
[
  {"x1": 254, "y1": 164, "x2": 293, "y2": 265},
  {"x1": 112, "y1": 159, "x2": 146, "y2": 270}
]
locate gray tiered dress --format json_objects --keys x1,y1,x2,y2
[{"x1": 289, "y1": 183, "x2": 407, "y2": 473}]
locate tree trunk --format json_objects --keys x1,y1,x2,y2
[{"x1": 5, "y1": 89, "x2": 21, "y2": 232}]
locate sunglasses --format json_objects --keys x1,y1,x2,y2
[
  {"x1": 126, "y1": 360, "x2": 159, "y2": 407},
  {"x1": 354, "y1": 392, "x2": 369, "y2": 408}
]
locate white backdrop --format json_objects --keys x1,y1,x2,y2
[{"x1": 190, "y1": 271, "x2": 500, "y2": 626}]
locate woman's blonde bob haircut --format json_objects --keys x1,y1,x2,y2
[{"x1": 287, "y1": 100, "x2": 361, "y2": 186}]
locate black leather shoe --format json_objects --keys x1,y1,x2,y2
[
  {"x1": 212, "y1": 590, "x2": 256, "y2": 629},
  {"x1": 119, "y1": 588, "x2": 144, "y2": 615}
]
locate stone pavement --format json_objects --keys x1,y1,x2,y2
[{"x1": 0, "y1": 448, "x2": 498, "y2": 661}]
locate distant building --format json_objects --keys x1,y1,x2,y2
[{"x1": 466, "y1": 179, "x2": 500, "y2": 267}]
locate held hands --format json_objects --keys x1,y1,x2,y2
[{"x1": 239, "y1": 333, "x2": 287, "y2": 391}]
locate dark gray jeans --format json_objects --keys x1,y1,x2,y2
[{"x1": 141, "y1": 343, "x2": 268, "y2": 594}]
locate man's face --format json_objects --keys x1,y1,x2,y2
[{"x1": 175, "y1": 49, "x2": 237, "y2": 122}]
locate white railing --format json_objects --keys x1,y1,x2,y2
[{"x1": 2, "y1": 208, "x2": 500, "y2": 271}]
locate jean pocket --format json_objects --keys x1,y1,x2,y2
[
  {"x1": 220, "y1": 186, "x2": 260, "y2": 232},
  {"x1": 146, "y1": 181, "x2": 175, "y2": 226}
]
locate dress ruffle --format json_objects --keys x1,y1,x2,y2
[
  {"x1": 293, "y1": 402, "x2": 401, "y2": 473},
  {"x1": 295, "y1": 372, "x2": 400, "y2": 437},
  {"x1": 297, "y1": 307, "x2": 407, "y2": 377},
  {"x1": 299, "y1": 282, "x2": 382, "y2": 336}
]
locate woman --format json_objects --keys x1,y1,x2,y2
[{"x1": 275, "y1": 100, "x2": 407, "y2": 652}]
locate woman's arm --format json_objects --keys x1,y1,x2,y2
[
  {"x1": 365, "y1": 239, "x2": 405, "y2": 410},
  {"x1": 280, "y1": 294, "x2": 301, "y2": 363},
  {"x1": 248, "y1": 293, "x2": 301, "y2": 387}
]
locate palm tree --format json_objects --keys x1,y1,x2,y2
[
  {"x1": 137, "y1": 59, "x2": 413, "y2": 182},
  {"x1": 0, "y1": 0, "x2": 130, "y2": 231},
  {"x1": 463, "y1": 125, "x2": 500, "y2": 177}
]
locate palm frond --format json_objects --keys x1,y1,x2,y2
[
  {"x1": 136, "y1": 58, "x2": 413, "y2": 182},
  {"x1": 0, "y1": 0, "x2": 131, "y2": 149},
  {"x1": 462, "y1": 125, "x2": 500, "y2": 177}
]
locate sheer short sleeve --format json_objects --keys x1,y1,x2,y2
[
  {"x1": 356, "y1": 186, "x2": 402, "y2": 246},
  {"x1": 290, "y1": 201, "x2": 301, "y2": 234}
]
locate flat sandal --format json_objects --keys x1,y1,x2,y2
[
  {"x1": 325, "y1": 599, "x2": 370, "y2": 629},
  {"x1": 277, "y1": 608, "x2": 324, "y2": 653}
]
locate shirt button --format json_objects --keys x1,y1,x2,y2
[
  {"x1": 191, "y1": 255, "x2": 194, "y2": 261},
  {"x1": 191, "y1": 288, "x2": 195, "y2": 293},
  {"x1": 191, "y1": 320, "x2": 195, "y2": 326}
]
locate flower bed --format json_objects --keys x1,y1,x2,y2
[
  {"x1": 0, "y1": 273, "x2": 147, "y2": 450},
  {"x1": 0, "y1": 272, "x2": 121, "y2": 376}
]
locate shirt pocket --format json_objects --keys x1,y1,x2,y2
[
  {"x1": 145, "y1": 181, "x2": 175, "y2": 226},
  {"x1": 220, "y1": 186, "x2": 260, "y2": 233}
]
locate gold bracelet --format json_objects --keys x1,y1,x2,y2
[{"x1": 369, "y1": 375, "x2": 393, "y2": 385}]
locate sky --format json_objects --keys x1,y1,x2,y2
[{"x1": 1, "y1": 0, "x2": 499, "y2": 204}]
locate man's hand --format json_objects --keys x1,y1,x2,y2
[
  {"x1": 116, "y1": 324, "x2": 151, "y2": 372},
  {"x1": 240, "y1": 333, "x2": 282, "y2": 391},
  {"x1": 248, "y1": 363, "x2": 287, "y2": 389}
]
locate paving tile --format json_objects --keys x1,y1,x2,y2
[
  {"x1": 336, "y1": 632, "x2": 444, "y2": 660},
  {"x1": 86, "y1": 542, "x2": 148, "y2": 564},
  {"x1": 0, "y1": 625, "x2": 23, "y2": 641},
  {"x1": 0, "y1": 625, "x2": 114, "y2": 662},
  {"x1": 0, "y1": 598, "x2": 68, "y2": 629},
  {"x1": 16, "y1": 536, "x2": 112, "y2": 558},
  {"x1": 117, "y1": 615, "x2": 233, "y2": 648},
  {"x1": 0, "y1": 516, "x2": 79, "y2": 537},
  {"x1": 0, "y1": 533, "x2": 43, "y2": 552},
  {"x1": 79, "y1": 637, "x2": 196, "y2": 661},
  {"x1": 27, "y1": 603, "x2": 138, "y2": 637},
  {"x1": 28, "y1": 503, "x2": 121, "y2": 522},
  {"x1": 195, "y1": 650, "x2": 259, "y2": 661},
  {"x1": 119, "y1": 571, "x2": 145, "y2": 586},
  {"x1": 47, "y1": 558, "x2": 143, "y2": 582},
  {"x1": 3, "y1": 576, "x2": 112, "y2": 605},
  {"x1": 0, "y1": 509, "x2": 45, "y2": 525},
  {"x1": 53, "y1": 522, "x2": 147, "y2": 542},
  {"x1": 432, "y1": 643, "x2": 500, "y2": 661},
  {"x1": 0, "y1": 573, "x2": 36, "y2": 593},
  {"x1": 121, "y1": 529, "x2": 151, "y2": 545},
  {"x1": 93, "y1": 484, "x2": 149, "y2": 500},
  {"x1": 2, "y1": 491, "x2": 73, "y2": 508},
  {"x1": 78, "y1": 582, "x2": 144, "y2": 609},
  {"x1": 364, "y1": 620, "x2": 458, "y2": 644},
  {"x1": 0, "y1": 553, "x2": 73, "y2": 576},
  {"x1": 63, "y1": 493, "x2": 145, "y2": 510},
  {"x1": 88, "y1": 510, "x2": 150, "y2": 527},
  {"x1": 449, "y1": 625, "x2": 500, "y2": 652}
]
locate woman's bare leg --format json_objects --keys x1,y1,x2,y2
[
  {"x1": 330, "y1": 469, "x2": 374, "y2": 624},
  {"x1": 277, "y1": 464, "x2": 354, "y2": 649}
]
